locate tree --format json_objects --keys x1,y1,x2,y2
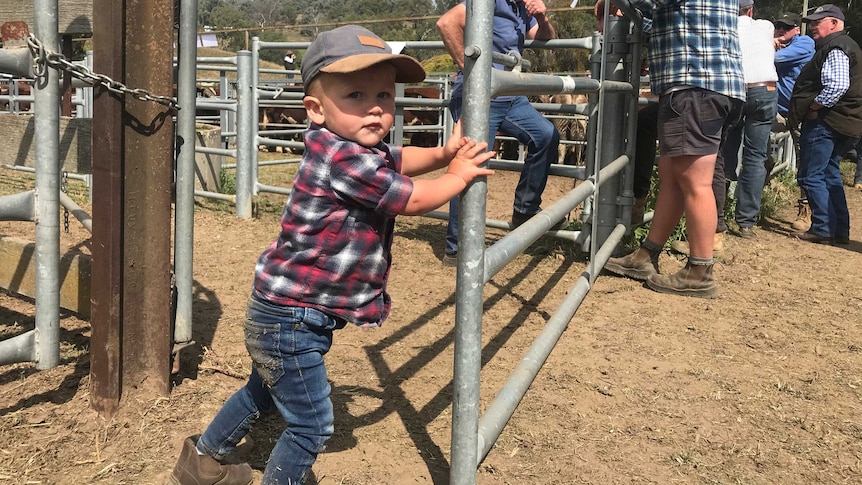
[
  {"x1": 210, "y1": 4, "x2": 252, "y2": 51},
  {"x1": 753, "y1": 0, "x2": 860, "y2": 44}
]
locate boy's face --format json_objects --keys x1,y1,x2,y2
[{"x1": 304, "y1": 63, "x2": 397, "y2": 147}]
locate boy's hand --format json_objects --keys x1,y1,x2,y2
[
  {"x1": 443, "y1": 120, "x2": 467, "y2": 160},
  {"x1": 446, "y1": 139, "x2": 495, "y2": 184}
]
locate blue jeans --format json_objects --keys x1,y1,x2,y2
[
  {"x1": 797, "y1": 118, "x2": 856, "y2": 238},
  {"x1": 197, "y1": 296, "x2": 345, "y2": 484},
  {"x1": 850, "y1": 137, "x2": 862, "y2": 184},
  {"x1": 723, "y1": 85, "x2": 778, "y2": 228},
  {"x1": 444, "y1": 95, "x2": 559, "y2": 255}
]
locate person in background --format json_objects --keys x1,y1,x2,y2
[
  {"x1": 436, "y1": 0, "x2": 563, "y2": 267},
  {"x1": 788, "y1": 4, "x2": 861, "y2": 245},
  {"x1": 722, "y1": 0, "x2": 779, "y2": 239},
  {"x1": 772, "y1": 12, "x2": 816, "y2": 231},
  {"x1": 168, "y1": 25, "x2": 495, "y2": 485},
  {"x1": 631, "y1": 100, "x2": 659, "y2": 225},
  {"x1": 283, "y1": 50, "x2": 297, "y2": 80},
  {"x1": 596, "y1": 0, "x2": 745, "y2": 298}
]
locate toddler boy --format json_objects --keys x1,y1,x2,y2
[{"x1": 169, "y1": 24, "x2": 495, "y2": 485}]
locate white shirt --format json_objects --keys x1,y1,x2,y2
[{"x1": 737, "y1": 16, "x2": 779, "y2": 84}]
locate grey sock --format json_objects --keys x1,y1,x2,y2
[
  {"x1": 641, "y1": 239, "x2": 663, "y2": 258},
  {"x1": 689, "y1": 256, "x2": 713, "y2": 266}
]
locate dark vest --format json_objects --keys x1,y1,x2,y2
[{"x1": 789, "y1": 30, "x2": 862, "y2": 138}]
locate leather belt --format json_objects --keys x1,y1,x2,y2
[
  {"x1": 747, "y1": 81, "x2": 776, "y2": 88},
  {"x1": 662, "y1": 84, "x2": 695, "y2": 96}
]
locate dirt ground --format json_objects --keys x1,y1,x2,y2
[{"x1": 1, "y1": 164, "x2": 862, "y2": 485}]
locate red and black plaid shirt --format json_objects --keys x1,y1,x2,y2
[{"x1": 252, "y1": 126, "x2": 414, "y2": 327}]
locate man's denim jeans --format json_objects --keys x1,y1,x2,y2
[
  {"x1": 197, "y1": 297, "x2": 345, "y2": 484},
  {"x1": 724, "y1": 85, "x2": 778, "y2": 228},
  {"x1": 445, "y1": 95, "x2": 559, "y2": 255},
  {"x1": 797, "y1": 118, "x2": 855, "y2": 238}
]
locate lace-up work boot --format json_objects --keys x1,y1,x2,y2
[
  {"x1": 605, "y1": 247, "x2": 660, "y2": 281},
  {"x1": 169, "y1": 436, "x2": 253, "y2": 485},
  {"x1": 669, "y1": 233, "x2": 724, "y2": 256},
  {"x1": 646, "y1": 262, "x2": 717, "y2": 299},
  {"x1": 791, "y1": 200, "x2": 811, "y2": 232}
]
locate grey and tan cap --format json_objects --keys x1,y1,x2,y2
[{"x1": 300, "y1": 25, "x2": 426, "y2": 92}]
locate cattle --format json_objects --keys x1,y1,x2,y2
[
  {"x1": 258, "y1": 104, "x2": 307, "y2": 153},
  {"x1": 536, "y1": 93, "x2": 589, "y2": 166},
  {"x1": 401, "y1": 85, "x2": 445, "y2": 148}
]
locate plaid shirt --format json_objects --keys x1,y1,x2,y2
[
  {"x1": 815, "y1": 48, "x2": 851, "y2": 108},
  {"x1": 252, "y1": 126, "x2": 414, "y2": 328},
  {"x1": 633, "y1": 0, "x2": 746, "y2": 101}
]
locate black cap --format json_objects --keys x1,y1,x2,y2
[
  {"x1": 774, "y1": 13, "x2": 802, "y2": 28},
  {"x1": 803, "y1": 4, "x2": 845, "y2": 22}
]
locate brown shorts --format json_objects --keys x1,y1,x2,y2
[{"x1": 658, "y1": 88, "x2": 735, "y2": 158}]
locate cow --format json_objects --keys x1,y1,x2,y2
[{"x1": 537, "y1": 93, "x2": 589, "y2": 166}]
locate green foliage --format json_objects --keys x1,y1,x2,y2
[
  {"x1": 422, "y1": 54, "x2": 458, "y2": 74},
  {"x1": 210, "y1": 4, "x2": 253, "y2": 51},
  {"x1": 753, "y1": 1, "x2": 861, "y2": 46},
  {"x1": 759, "y1": 169, "x2": 798, "y2": 220},
  {"x1": 531, "y1": 9, "x2": 597, "y2": 73},
  {"x1": 219, "y1": 168, "x2": 237, "y2": 195},
  {"x1": 257, "y1": 30, "x2": 289, "y2": 64}
]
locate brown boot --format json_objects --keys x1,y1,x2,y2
[
  {"x1": 631, "y1": 197, "x2": 647, "y2": 225},
  {"x1": 169, "y1": 436, "x2": 253, "y2": 485},
  {"x1": 604, "y1": 247, "x2": 659, "y2": 281},
  {"x1": 646, "y1": 262, "x2": 717, "y2": 299},
  {"x1": 669, "y1": 233, "x2": 724, "y2": 256},
  {"x1": 791, "y1": 200, "x2": 811, "y2": 232}
]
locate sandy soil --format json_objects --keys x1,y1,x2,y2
[{"x1": 1, "y1": 166, "x2": 862, "y2": 485}]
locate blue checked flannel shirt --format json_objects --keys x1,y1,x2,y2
[{"x1": 631, "y1": 0, "x2": 746, "y2": 102}]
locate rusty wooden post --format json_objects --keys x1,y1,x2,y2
[
  {"x1": 89, "y1": 0, "x2": 124, "y2": 417},
  {"x1": 121, "y1": 0, "x2": 174, "y2": 398},
  {"x1": 90, "y1": 0, "x2": 174, "y2": 416}
]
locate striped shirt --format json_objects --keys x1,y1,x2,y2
[
  {"x1": 632, "y1": 0, "x2": 746, "y2": 101},
  {"x1": 815, "y1": 48, "x2": 851, "y2": 108},
  {"x1": 252, "y1": 126, "x2": 414, "y2": 328}
]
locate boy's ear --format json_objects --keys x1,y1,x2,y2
[{"x1": 304, "y1": 95, "x2": 325, "y2": 125}]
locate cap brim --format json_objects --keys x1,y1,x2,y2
[
  {"x1": 775, "y1": 21, "x2": 797, "y2": 27},
  {"x1": 803, "y1": 13, "x2": 834, "y2": 22},
  {"x1": 321, "y1": 53, "x2": 426, "y2": 83}
]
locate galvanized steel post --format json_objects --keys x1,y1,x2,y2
[
  {"x1": 234, "y1": 50, "x2": 254, "y2": 219},
  {"x1": 33, "y1": 0, "x2": 61, "y2": 370},
  {"x1": 449, "y1": 0, "x2": 494, "y2": 483},
  {"x1": 174, "y1": 0, "x2": 200, "y2": 350}
]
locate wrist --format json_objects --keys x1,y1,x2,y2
[{"x1": 446, "y1": 172, "x2": 468, "y2": 188}]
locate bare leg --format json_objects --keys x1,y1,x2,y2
[{"x1": 646, "y1": 154, "x2": 717, "y2": 259}]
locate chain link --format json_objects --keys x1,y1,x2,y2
[
  {"x1": 27, "y1": 34, "x2": 180, "y2": 111},
  {"x1": 61, "y1": 172, "x2": 70, "y2": 234}
]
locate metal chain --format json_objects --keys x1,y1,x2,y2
[
  {"x1": 61, "y1": 171, "x2": 70, "y2": 234},
  {"x1": 27, "y1": 34, "x2": 180, "y2": 111}
]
